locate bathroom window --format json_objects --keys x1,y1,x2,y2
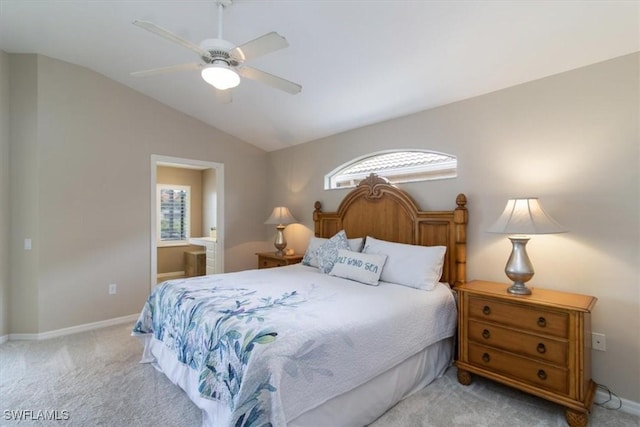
[{"x1": 157, "y1": 184, "x2": 191, "y2": 246}]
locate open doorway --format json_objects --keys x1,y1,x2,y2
[{"x1": 150, "y1": 155, "x2": 224, "y2": 291}]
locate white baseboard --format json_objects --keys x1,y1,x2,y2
[
  {"x1": 6, "y1": 313, "x2": 140, "y2": 342},
  {"x1": 595, "y1": 388, "x2": 640, "y2": 417},
  {"x1": 0, "y1": 334, "x2": 7, "y2": 344}
]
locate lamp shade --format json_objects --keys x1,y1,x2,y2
[
  {"x1": 487, "y1": 198, "x2": 567, "y2": 235},
  {"x1": 264, "y1": 207, "x2": 297, "y2": 226},
  {"x1": 201, "y1": 61, "x2": 240, "y2": 90}
]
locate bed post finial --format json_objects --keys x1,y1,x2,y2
[
  {"x1": 314, "y1": 201, "x2": 322, "y2": 237},
  {"x1": 456, "y1": 193, "x2": 467, "y2": 208}
]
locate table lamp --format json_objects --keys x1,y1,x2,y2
[
  {"x1": 487, "y1": 198, "x2": 567, "y2": 295},
  {"x1": 264, "y1": 207, "x2": 297, "y2": 256}
]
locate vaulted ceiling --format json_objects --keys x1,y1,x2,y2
[{"x1": 1, "y1": 1, "x2": 637, "y2": 152}]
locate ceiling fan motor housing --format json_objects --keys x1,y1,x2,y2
[{"x1": 199, "y1": 38, "x2": 239, "y2": 66}]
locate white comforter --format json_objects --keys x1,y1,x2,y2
[{"x1": 133, "y1": 264, "x2": 457, "y2": 427}]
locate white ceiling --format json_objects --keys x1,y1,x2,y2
[{"x1": 1, "y1": 1, "x2": 638, "y2": 152}]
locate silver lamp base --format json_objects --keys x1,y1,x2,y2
[
  {"x1": 505, "y1": 236, "x2": 535, "y2": 295},
  {"x1": 273, "y1": 224, "x2": 286, "y2": 256}
]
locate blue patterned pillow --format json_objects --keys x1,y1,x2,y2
[
  {"x1": 303, "y1": 236, "x2": 364, "y2": 267},
  {"x1": 317, "y1": 230, "x2": 350, "y2": 274},
  {"x1": 301, "y1": 237, "x2": 325, "y2": 267}
]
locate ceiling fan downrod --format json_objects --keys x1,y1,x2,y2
[{"x1": 216, "y1": 0, "x2": 227, "y2": 40}]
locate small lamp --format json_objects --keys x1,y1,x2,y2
[
  {"x1": 487, "y1": 198, "x2": 567, "y2": 295},
  {"x1": 264, "y1": 207, "x2": 297, "y2": 256}
]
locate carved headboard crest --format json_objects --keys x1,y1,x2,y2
[
  {"x1": 313, "y1": 173, "x2": 468, "y2": 286},
  {"x1": 357, "y1": 173, "x2": 391, "y2": 199}
]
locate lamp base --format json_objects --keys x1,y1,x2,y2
[
  {"x1": 504, "y1": 236, "x2": 535, "y2": 296},
  {"x1": 273, "y1": 225, "x2": 286, "y2": 256},
  {"x1": 507, "y1": 281, "x2": 532, "y2": 295}
]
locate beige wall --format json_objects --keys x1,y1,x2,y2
[
  {"x1": 267, "y1": 53, "x2": 640, "y2": 402},
  {"x1": 7, "y1": 54, "x2": 268, "y2": 334},
  {"x1": 9, "y1": 54, "x2": 40, "y2": 334},
  {"x1": 0, "y1": 51, "x2": 9, "y2": 337},
  {"x1": 156, "y1": 166, "x2": 205, "y2": 274}
]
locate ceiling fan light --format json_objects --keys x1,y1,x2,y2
[{"x1": 201, "y1": 62, "x2": 240, "y2": 90}]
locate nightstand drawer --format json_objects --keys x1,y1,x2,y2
[
  {"x1": 469, "y1": 343, "x2": 569, "y2": 395},
  {"x1": 261, "y1": 258, "x2": 286, "y2": 268},
  {"x1": 256, "y1": 252, "x2": 303, "y2": 269},
  {"x1": 468, "y1": 320, "x2": 568, "y2": 366},
  {"x1": 469, "y1": 296, "x2": 569, "y2": 338}
]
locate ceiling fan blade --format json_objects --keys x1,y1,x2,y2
[
  {"x1": 237, "y1": 66, "x2": 302, "y2": 94},
  {"x1": 131, "y1": 63, "x2": 203, "y2": 77},
  {"x1": 229, "y1": 32, "x2": 288, "y2": 62},
  {"x1": 133, "y1": 20, "x2": 212, "y2": 60}
]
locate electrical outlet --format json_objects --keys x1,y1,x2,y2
[
  {"x1": 108, "y1": 283, "x2": 117, "y2": 295},
  {"x1": 592, "y1": 332, "x2": 606, "y2": 351}
]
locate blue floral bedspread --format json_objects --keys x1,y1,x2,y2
[{"x1": 132, "y1": 265, "x2": 457, "y2": 426}]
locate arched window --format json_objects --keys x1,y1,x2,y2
[{"x1": 325, "y1": 149, "x2": 457, "y2": 190}]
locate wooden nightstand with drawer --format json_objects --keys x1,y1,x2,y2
[
  {"x1": 256, "y1": 252, "x2": 303, "y2": 269},
  {"x1": 455, "y1": 280, "x2": 597, "y2": 427}
]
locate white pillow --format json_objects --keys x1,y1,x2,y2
[
  {"x1": 347, "y1": 237, "x2": 365, "y2": 252},
  {"x1": 329, "y1": 249, "x2": 388, "y2": 286},
  {"x1": 302, "y1": 235, "x2": 364, "y2": 267},
  {"x1": 316, "y1": 231, "x2": 350, "y2": 274},
  {"x1": 362, "y1": 236, "x2": 446, "y2": 291}
]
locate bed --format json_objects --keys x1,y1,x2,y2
[{"x1": 133, "y1": 173, "x2": 468, "y2": 427}]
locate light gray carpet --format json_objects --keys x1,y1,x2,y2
[{"x1": 0, "y1": 323, "x2": 637, "y2": 427}]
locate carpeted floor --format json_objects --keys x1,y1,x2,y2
[{"x1": 0, "y1": 323, "x2": 637, "y2": 427}]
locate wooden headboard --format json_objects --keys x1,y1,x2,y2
[{"x1": 313, "y1": 174, "x2": 468, "y2": 287}]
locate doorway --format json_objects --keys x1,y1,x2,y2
[{"x1": 150, "y1": 154, "x2": 224, "y2": 291}]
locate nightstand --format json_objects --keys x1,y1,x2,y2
[
  {"x1": 256, "y1": 252, "x2": 303, "y2": 269},
  {"x1": 455, "y1": 280, "x2": 597, "y2": 427}
]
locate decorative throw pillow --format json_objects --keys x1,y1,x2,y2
[
  {"x1": 302, "y1": 236, "x2": 364, "y2": 267},
  {"x1": 329, "y1": 249, "x2": 388, "y2": 286},
  {"x1": 301, "y1": 237, "x2": 324, "y2": 267},
  {"x1": 316, "y1": 230, "x2": 350, "y2": 274},
  {"x1": 362, "y1": 236, "x2": 447, "y2": 291}
]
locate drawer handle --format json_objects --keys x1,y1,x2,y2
[
  {"x1": 537, "y1": 316, "x2": 547, "y2": 327},
  {"x1": 537, "y1": 369, "x2": 547, "y2": 380},
  {"x1": 537, "y1": 343, "x2": 546, "y2": 354},
  {"x1": 482, "y1": 329, "x2": 491, "y2": 339},
  {"x1": 482, "y1": 353, "x2": 491, "y2": 363},
  {"x1": 482, "y1": 305, "x2": 491, "y2": 315}
]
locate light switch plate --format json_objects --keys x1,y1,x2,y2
[{"x1": 592, "y1": 333, "x2": 606, "y2": 351}]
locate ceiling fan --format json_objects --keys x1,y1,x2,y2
[{"x1": 131, "y1": 0, "x2": 302, "y2": 98}]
